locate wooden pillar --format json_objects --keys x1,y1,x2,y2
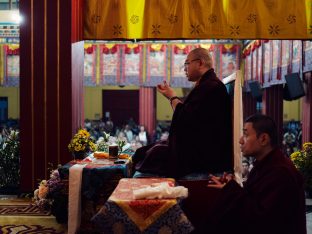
[
  {"x1": 242, "y1": 92, "x2": 258, "y2": 120},
  {"x1": 19, "y1": 0, "x2": 83, "y2": 191},
  {"x1": 302, "y1": 72, "x2": 312, "y2": 143},
  {"x1": 262, "y1": 85, "x2": 284, "y2": 146},
  {"x1": 139, "y1": 87, "x2": 156, "y2": 137}
]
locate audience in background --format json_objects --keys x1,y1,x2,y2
[
  {"x1": 124, "y1": 124, "x2": 134, "y2": 142},
  {"x1": 138, "y1": 125, "x2": 148, "y2": 146},
  {"x1": 82, "y1": 118, "x2": 172, "y2": 152},
  {"x1": 84, "y1": 117, "x2": 305, "y2": 160},
  {"x1": 0, "y1": 121, "x2": 19, "y2": 145},
  {"x1": 241, "y1": 159, "x2": 250, "y2": 182},
  {"x1": 282, "y1": 120, "x2": 302, "y2": 157}
]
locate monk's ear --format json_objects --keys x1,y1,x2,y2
[{"x1": 259, "y1": 133, "x2": 270, "y2": 146}]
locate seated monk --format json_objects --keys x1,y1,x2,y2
[{"x1": 207, "y1": 114, "x2": 306, "y2": 234}]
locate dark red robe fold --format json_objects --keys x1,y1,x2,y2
[
  {"x1": 208, "y1": 148, "x2": 306, "y2": 234},
  {"x1": 133, "y1": 69, "x2": 233, "y2": 178},
  {"x1": 168, "y1": 68, "x2": 233, "y2": 177}
]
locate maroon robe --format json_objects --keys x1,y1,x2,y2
[
  {"x1": 133, "y1": 69, "x2": 233, "y2": 178},
  {"x1": 208, "y1": 148, "x2": 306, "y2": 234},
  {"x1": 167, "y1": 68, "x2": 233, "y2": 177}
]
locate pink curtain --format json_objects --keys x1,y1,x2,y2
[{"x1": 139, "y1": 87, "x2": 156, "y2": 137}]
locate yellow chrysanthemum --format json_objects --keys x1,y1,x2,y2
[
  {"x1": 68, "y1": 129, "x2": 95, "y2": 154},
  {"x1": 78, "y1": 129, "x2": 90, "y2": 138},
  {"x1": 290, "y1": 151, "x2": 301, "y2": 161},
  {"x1": 303, "y1": 142, "x2": 312, "y2": 151}
]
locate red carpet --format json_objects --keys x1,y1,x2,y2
[
  {"x1": 0, "y1": 198, "x2": 67, "y2": 233},
  {"x1": 0, "y1": 224, "x2": 64, "y2": 233},
  {"x1": 0, "y1": 204, "x2": 51, "y2": 216}
]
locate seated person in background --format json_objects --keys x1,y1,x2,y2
[
  {"x1": 241, "y1": 159, "x2": 250, "y2": 182},
  {"x1": 104, "y1": 118, "x2": 114, "y2": 134},
  {"x1": 160, "y1": 131, "x2": 169, "y2": 141},
  {"x1": 123, "y1": 124, "x2": 134, "y2": 143},
  {"x1": 283, "y1": 130, "x2": 296, "y2": 148},
  {"x1": 132, "y1": 47, "x2": 233, "y2": 178},
  {"x1": 207, "y1": 114, "x2": 306, "y2": 234},
  {"x1": 138, "y1": 125, "x2": 148, "y2": 146}
]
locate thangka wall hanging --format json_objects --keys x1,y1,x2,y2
[
  {"x1": 256, "y1": 41, "x2": 263, "y2": 84},
  {"x1": 101, "y1": 44, "x2": 121, "y2": 86},
  {"x1": 0, "y1": 44, "x2": 19, "y2": 87},
  {"x1": 303, "y1": 41, "x2": 312, "y2": 72},
  {"x1": 144, "y1": 44, "x2": 168, "y2": 87},
  {"x1": 271, "y1": 40, "x2": 282, "y2": 83},
  {"x1": 281, "y1": 40, "x2": 291, "y2": 81},
  {"x1": 220, "y1": 44, "x2": 240, "y2": 79},
  {"x1": 263, "y1": 41, "x2": 272, "y2": 84},
  {"x1": 292, "y1": 40, "x2": 302, "y2": 74},
  {"x1": 243, "y1": 40, "x2": 307, "y2": 88},
  {"x1": 121, "y1": 44, "x2": 143, "y2": 86},
  {"x1": 84, "y1": 44, "x2": 97, "y2": 86},
  {"x1": 170, "y1": 44, "x2": 196, "y2": 88}
]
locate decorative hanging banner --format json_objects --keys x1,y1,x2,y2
[
  {"x1": 200, "y1": 44, "x2": 214, "y2": 52},
  {"x1": 221, "y1": 45, "x2": 239, "y2": 79},
  {"x1": 270, "y1": 40, "x2": 281, "y2": 83},
  {"x1": 244, "y1": 40, "x2": 304, "y2": 86},
  {"x1": 6, "y1": 44, "x2": 19, "y2": 55},
  {"x1": 281, "y1": 40, "x2": 291, "y2": 79},
  {"x1": 144, "y1": 44, "x2": 167, "y2": 87},
  {"x1": 170, "y1": 45, "x2": 191, "y2": 88},
  {"x1": 101, "y1": 44, "x2": 121, "y2": 86},
  {"x1": 6, "y1": 55, "x2": 19, "y2": 77},
  {"x1": 292, "y1": 40, "x2": 302, "y2": 73},
  {"x1": 5, "y1": 43, "x2": 19, "y2": 87},
  {"x1": 122, "y1": 44, "x2": 143, "y2": 86},
  {"x1": 84, "y1": 44, "x2": 96, "y2": 86},
  {"x1": 84, "y1": 0, "x2": 128, "y2": 40},
  {"x1": 252, "y1": 49, "x2": 257, "y2": 82},
  {"x1": 84, "y1": 0, "x2": 312, "y2": 40},
  {"x1": 257, "y1": 43, "x2": 263, "y2": 84},
  {"x1": 263, "y1": 41, "x2": 272, "y2": 86},
  {"x1": 245, "y1": 53, "x2": 252, "y2": 81},
  {"x1": 303, "y1": 41, "x2": 312, "y2": 72}
]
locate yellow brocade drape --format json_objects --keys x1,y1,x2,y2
[{"x1": 84, "y1": 0, "x2": 312, "y2": 39}]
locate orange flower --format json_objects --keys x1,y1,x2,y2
[{"x1": 38, "y1": 185, "x2": 49, "y2": 199}]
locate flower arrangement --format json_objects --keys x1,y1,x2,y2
[
  {"x1": 290, "y1": 142, "x2": 312, "y2": 191},
  {"x1": 68, "y1": 128, "x2": 96, "y2": 159},
  {"x1": 96, "y1": 131, "x2": 126, "y2": 155},
  {"x1": 33, "y1": 165, "x2": 68, "y2": 223},
  {"x1": 96, "y1": 132, "x2": 110, "y2": 151}
]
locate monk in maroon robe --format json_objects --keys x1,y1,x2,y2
[
  {"x1": 132, "y1": 48, "x2": 233, "y2": 178},
  {"x1": 208, "y1": 114, "x2": 306, "y2": 234}
]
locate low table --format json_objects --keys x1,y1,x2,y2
[
  {"x1": 92, "y1": 178, "x2": 194, "y2": 233},
  {"x1": 58, "y1": 155, "x2": 133, "y2": 233}
]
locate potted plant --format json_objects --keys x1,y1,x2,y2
[
  {"x1": 290, "y1": 142, "x2": 312, "y2": 196},
  {"x1": 68, "y1": 128, "x2": 96, "y2": 160}
]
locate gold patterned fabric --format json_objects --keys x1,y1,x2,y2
[
  {"x1": 84, "y1": 0, "x2": 312, "y2": 39},
  {"x1": 108, "y1": 178, "x2": 178, "y2": 231}
]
